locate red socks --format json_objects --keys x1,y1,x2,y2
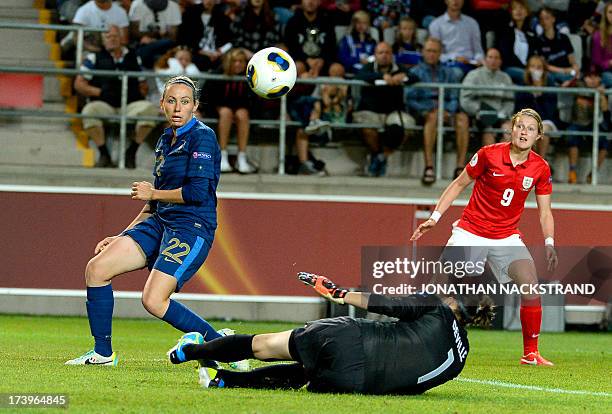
[{"x1": 520, "y1": 297, "x2": 542, "y2": 355}]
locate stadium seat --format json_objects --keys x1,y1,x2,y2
[
  {"x1": 568, "y1": 33, "x2": 582, "y2": 70},
  {"x1": 485, "y1": 31, "x2": 495, "y2": 49},
  {"x1": 0, "y1": 73, "x2": 43, "y2": 108},
  {"x1": 382, "y1": 27, "x2": 427, "y2": 46},
  {"x1": 335, "y1": 25, "x2": 379, "y2": 43}
]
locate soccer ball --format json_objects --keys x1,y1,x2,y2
[{"x1": 246, "y1": 47, "x2": 297, "y2": 99}]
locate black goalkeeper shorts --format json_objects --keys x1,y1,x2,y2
[{"x1": 292, "y1": 316, "x2": 366, "y2": 393}]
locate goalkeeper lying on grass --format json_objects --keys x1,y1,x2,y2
[{"x1": 167, "y1": 272, "x2": 495, "y2": 394}]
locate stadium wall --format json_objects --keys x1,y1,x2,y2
[{"x1": 0, "y1": 186, "x2": 610, "y2": 321}]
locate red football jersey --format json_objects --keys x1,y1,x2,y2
[{"x1": 459, "y1": 142, "x2": 552, "y2": 239}]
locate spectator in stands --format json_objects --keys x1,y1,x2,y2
[
  {"x1": 496, "y1": 0, "x2": 536, "y2": 84},
  {"x1": 337, "y1": 11, "x2": 377, "y2": 74},
  {"x1": 205, "y1": 48, "x2": 257, "y2": 174},
  {"x1": 75, "y1": 0, "x2": 130, "y2": 45},
  {"x1": 178, "y1": 0, "x2": 234, "y2": 71},
  {"x1": 354, "y1": 42, "x2": 418, "y2": 177},
  {"x1": 579, "y1": 1, "x2": 604, "y2": 36},
  {"x1": 74, "y1": 25, "x2": 158, "y2": 168},
  {"x1": 406, "y1": 37, "x2": 470, "y2": 184},
  {"x1": 367, "y1": 0, "x2": 411, "y2": 32},
  {"x1": 284, "y1": 0, "x2": 337, "y2": 77},
  {"x1": 392, "y1": 16, "x2": 422, "y2": 68},
  {"x1": 534, "y1": 6, "x2": 580, "y2": 86},
  {"x1": 566, "y1": 69, "x2": 609, "y2": 184},
  {"x1": 128, "y1": 0, "x2": 182, "y2": 68},
  {"x1": 528, "y1": 0, "x2": 571, "y2": 36},
  {"x1": 429, "y1": 0, "x2": 485, "y2": 80},
  {"x1": 515, "y1": 55, "x2": 559, "y2": 159},
  {"x1": 231, "y1": 0, "x2": 281, "y2": 58},
  {"x1": 320, "y1": 0, "x2": 360, "y2": 25},
  {"x1": 591, "y1": 1, "x2": 612, "y2": 89},
  {"x1": 460, "y1": 48, "x2": 514, "y2": 146},
  {"x1": 296, "y1": 63, "x2": 350, "y2": 175},
  {"x1": 153, "y1": 46, "x2": 202, "y2": 102},
  {"x1": 65, "y1": 0, "x2": 130, "y2": 55}
]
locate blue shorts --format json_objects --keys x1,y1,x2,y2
[{"x1": 123, "y1": 215, "x2": 213, "y2": 291}]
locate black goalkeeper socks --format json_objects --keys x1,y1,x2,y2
[
  {"x1": 216, "y1": 363, "x2": 307, "y2": 390},
  {"x1": 183, "y1": 334, "x2": 255, "y2": 362}
]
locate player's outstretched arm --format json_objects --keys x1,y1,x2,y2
[
  {"x1": 536, "y1": 193, "x2": 558, "y2": 271},
  {"x1": 410, "y1": 169, "x2": 474, "y2": 241}
]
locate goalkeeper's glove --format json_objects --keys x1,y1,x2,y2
[{"x1": 297, "y1": 272, "x2": 348, "y2": 304}]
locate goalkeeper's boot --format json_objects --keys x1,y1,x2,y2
[
  {"x1": 65, "y1": 350, "x2": 118, "y2": 366},
  {"x1": 217, "y1": 328, "x2": 250, "y2": 371},
  {"x1": 167, "y1": 332, "x2": 204, "y2": 364},
  {"x1": 198, "y1": 366, "x2": 225, "y2": 388},
  {"x1": 520, "y1": 352, "x2": 554, "y2": 366}
]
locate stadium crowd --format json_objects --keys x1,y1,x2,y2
[{"x1": 55, "y1": 0, "x2": 611, "y2": 183}]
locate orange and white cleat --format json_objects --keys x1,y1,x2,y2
[{"x1": 520, "y1": 352, "x2": 554, "y2": 366}]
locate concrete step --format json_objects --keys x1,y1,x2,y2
[
  {"x1": 0, "y1": 29, "x2": 46, "y2": 45},
  {"x1": 0, "y1": 113, "x2": 80, "y2": 167},
  {"x1": 0, "y1": 0, "x2": 37, "y2": 8},
  {"x1": 0, "y1": 113, "x2": 73, "y2": 134},
  {"x1": 0, "y1": 57, "x2": 61, "y2": 68},
  {"x1": 0, "y1": 121, "x2": 72, "y2": 136},
  {"x1": 0, "y1": 8, "x2": 43, "y2": 21},
  {"x1": 0, "y1": 146, "x2": 82, "y2": 167},
  {"x1": 43, "y1": 75, "x2": 63, "y2": 102},
  {"x1": 1, "y1": 164, "x2": 611, "y2": 206},
  {"x1": 228, "y1": 142, "x2": 612, "y2": 185},
  {"x1": 0, "y1": 35, "x2": 50, "y2": 59}
]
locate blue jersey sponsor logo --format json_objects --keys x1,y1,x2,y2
[{"x1": 192, "y1": 152, "x2": 212, "y2": 160}]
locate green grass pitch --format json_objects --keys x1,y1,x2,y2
[{"x1": 0, "y1": 315, "x2": 610, "y2": 413}]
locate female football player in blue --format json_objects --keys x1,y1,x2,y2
[{"x1": 66, "y1": 76, "x2": 225, "y2": 366}]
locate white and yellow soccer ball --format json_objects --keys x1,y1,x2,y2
[{"x1": 246, "y1": 47, "x2": 297, "y2": 99}]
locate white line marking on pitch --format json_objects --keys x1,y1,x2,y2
[{"x1": 456, "y1": 378, "x2": 611, "y2": 397}]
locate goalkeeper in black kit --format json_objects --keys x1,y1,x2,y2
[{"x1": 167, "y1": 272, "x2": 495, "y2": 395}]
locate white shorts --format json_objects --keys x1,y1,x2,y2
[{"x1": 441, "y1": 223, "x2": 533, "y2": 283}]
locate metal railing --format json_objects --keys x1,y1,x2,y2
[
  {"x1": 0, "y1": 21, "x2": 107, "y2": 68},
  {"x1": 0, "y1": 64, "x2": 607, "y2": 183}
]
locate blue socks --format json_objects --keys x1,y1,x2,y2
[
  {"x1": 162, "y1": 299, "x2": 222, "y2": 341},
  {"x1": 86, "y1": 284, "x2": 114, "y2": 357}
]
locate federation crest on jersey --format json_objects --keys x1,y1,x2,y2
[
  {"x1": 522, "y1": 176, "x2": 533, "y2": 190},
  {"x1": 469, "y1": 153, "x2": 478, "y2": 167}
]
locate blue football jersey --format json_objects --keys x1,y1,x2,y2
[{"x1": 152, "y1": 117, "x2": 221, "y2": 235}]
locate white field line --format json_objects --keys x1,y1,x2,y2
[{"x1": 456, "y1": 377, "x2": 611, "y2": 397}]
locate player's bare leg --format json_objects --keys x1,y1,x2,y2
[
  {"x1": 85, "y1": 235, "x2": 146, "y2": 287},
  {"x1": 252, "y1": 330, "x2": 294, "y2": 360},
  {"x1": 141, "y1": 270, "x2": 177, "y2": 318},
  {"x1": 66, "y1": 236, "x2": 146, "y2": 365},
  {"x1": 508, "y1": 259, "x2": 554, "y2": 366}
]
